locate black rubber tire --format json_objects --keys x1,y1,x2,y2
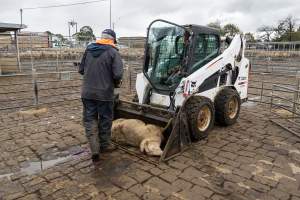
[
  {"x1": 215, "y1": 88, "x2": 241, "y2": 126},
  {"x1": 186, "y1": 96, "x2": 215, "y2": 141}
]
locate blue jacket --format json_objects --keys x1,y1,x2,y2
[{"x1": 79, "y1": 43, "x2": 123, "y2": 101}]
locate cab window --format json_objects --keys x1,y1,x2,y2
[{"x1": 190, "y1": 34, "x2": 219, "y2": 73}]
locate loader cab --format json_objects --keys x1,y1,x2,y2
[
  {"x1": 187, "y1": 25, "x2": 221, "y2": 74},
  {"x1": 144, "y1": 19, "x2": 221, "y2": 92}
]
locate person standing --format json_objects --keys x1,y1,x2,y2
[{"x1": 78, "y1": 29, "x2": 123, "y2": 163}]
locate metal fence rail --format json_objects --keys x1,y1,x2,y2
[
  {"x1": 1, "y1": 40, "x2": 300, "y2": 134},
  {"x1": 270, "y1": 84, "x2": 300, "y2": 136},
  {"x1": 0, "y1": 71, "x2": 81, "y2": 110},
  {"x1": 0, "y1": 33, "x2": 144, "y2": 75},
  {"x1": 0, "y1": 34, "x2": 143, "y2": 111},
  {"x1": 0, "y1": 62, "x2": 137, "y2": 111}
]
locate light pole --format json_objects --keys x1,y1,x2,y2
[
  {"x1": 20, "y1": 9, "x2": 23, "y2": 27},
  {"x1": 112, "y1": 17, "x2": 121, "y2": 31},
  {"x1": 19, "y1": 0, "x2": 108, "y2": 29},
  {"x1": 109, "y1": 0, "x2": 112, "y2": 29},
  {"x1": 68, "y1": 20, "x2": 78, "y2": 39}
]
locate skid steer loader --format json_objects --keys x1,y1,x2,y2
[{"x1": 114, "y1": 19, "x2": 250, "y2": 162}]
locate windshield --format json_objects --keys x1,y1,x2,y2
[{"x1": 144, "y1": 20, "x2": 187, "y2": 91}]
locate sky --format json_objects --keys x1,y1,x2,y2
[{"x1": 0, "y1": 0, "x2": 299, "y2": 37}]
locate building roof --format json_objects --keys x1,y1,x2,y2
[{"x1": 0, "y1": 22, "x2": 27, "y2": 33}]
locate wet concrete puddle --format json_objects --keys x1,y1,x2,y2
[{"x1": 0, "y1": 146, "x2": 86, "y2": 180}]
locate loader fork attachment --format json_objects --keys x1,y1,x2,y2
[
  {"x1": 114, "y1": 98, "x2": 192, "y2": 163},
  {"x1": 160, "y1": 106, "x2": 191, "y2": 162}
]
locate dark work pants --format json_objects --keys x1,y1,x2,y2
[{"x1": 82, "y1": 98, "x2": 113, "y2": 155}]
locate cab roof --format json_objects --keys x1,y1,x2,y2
[{"x1": 184, "y1": 24, "x2": 220, "y2": 36}]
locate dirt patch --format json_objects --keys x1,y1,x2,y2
[
  {"x1": 63, "y1": 121, "x2": 84, "y2": 131},
  {"x1": 18, "y1": 107, "x2": 48, "y2": 117}
]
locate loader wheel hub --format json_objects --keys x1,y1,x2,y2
[
  {"x1": 228, "y1": 97, "x2": 238, "y2": 119},
  {"x1": 197, "y1": 105, "x2": 211, "y2": 132}
]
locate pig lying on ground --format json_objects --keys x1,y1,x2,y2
[{"x1": 112, "y1": 119, "x2": 164, "y2": 156}]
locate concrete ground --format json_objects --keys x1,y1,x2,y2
[{"x1": 0, "y1": 100, "x2": 300, "y2": 200}]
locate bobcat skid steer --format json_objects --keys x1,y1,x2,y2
[{"x1": 114, "y1": 19, "x2": 250, "y2": 162}]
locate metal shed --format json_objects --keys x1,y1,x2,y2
[{"x1": 0, "y1": 22, "x2": 27, "y2": 73}]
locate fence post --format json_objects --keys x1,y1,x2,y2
[
  {"x1": 15, "y1": 31, "x2": 21, "y2": 72},
  {"x1": 260, "y1": 81, "x2": 264, "y2": 103},
  {"x1": 270, "y1": 85, "x2": 274, "y2": 112},
  {"x1": 29, "y1": 34, "x2": 34, "y2": 72},
  {"x1": 294, "y1": 72, "x2": 300, "y2": 119},
  {"x1": 129, "y1": 65, "x2": 132, "y2": 93},
  {"x1": 58, "y1": 42, "x2": 62, "y2": 79},
  {"x1": 128, "y1": 40, "x2": 132, "y2": 93},
  {"x1": 33, "y1": 69, "x2": 38, "y2": 105},
  {"x1": 56, "y1": 50, "x2": 59, "y2": 72},
  {"x1": 29, "y1": 34, "x2": 38, "y2": 105},
  {"x1": 297, "y1": 78, "x2": 300, "y2": 116},
  {"x1": 59, "y1": 42, "x2": 62, "y2": 72}
]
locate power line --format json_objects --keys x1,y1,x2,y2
[
  {"x1": 20, "y1": 0, "x2": 111, "y2": 30},
  {"x1": 22, "y1": 0, "x2": 107, "y2": 10}
]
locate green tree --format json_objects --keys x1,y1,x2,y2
[
  {"x1": 207, "y1": 20, "x2": 221, "y2": 30},
  {"x1": 46, "y1": 31, "x2": 53, "y2": 47},
  {"x1": 207, "y1": 20, "x2": 224, "y2": 35},
  {"x1": 46, "y1": 31, "x2": 53, "y2": 37},
  {"x1": 53, "y1": 34, "x2": 67, "y2": 46},
  {"x1": 223, "y1": 24, "x2": 240, "y2": 36},
  {"x1": 244, "y1": 32, "x2": 255, "y2": 42},
  {"x1": 74, "y1": 26, "x2": 96, "y2": 42}
]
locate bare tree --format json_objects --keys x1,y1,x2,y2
[
  {"x1": 275, "y1": 15, "x2": 297, "y2": 41},
  {"x1": 257, "y1": 25, "x2": 274, "y2": 42}
]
